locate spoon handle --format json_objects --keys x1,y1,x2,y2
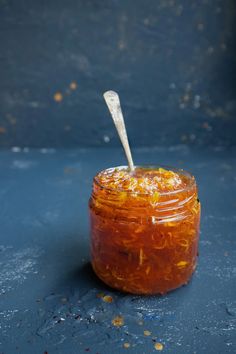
[{"x1": 103, "y1": 90, "x2": 134, "y2": 171}]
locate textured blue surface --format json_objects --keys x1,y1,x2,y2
[
  {"x1": 0, "y1": 0, "x2": 236, "y2": 147},
  {"x1": 0, "y1": 146, "x2": 235, "y2": 353}
]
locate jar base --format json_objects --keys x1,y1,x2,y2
[{"x1": 91, "y1": 262, "x2": 196, "y2": 296}]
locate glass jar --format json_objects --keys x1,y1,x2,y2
[{"x1": 89, "y1": 166, "x2": 201, "y2": 295}]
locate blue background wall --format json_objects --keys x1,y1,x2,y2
[{"x1": 0, "y1": 0, "x2": 235, "y2": 148}]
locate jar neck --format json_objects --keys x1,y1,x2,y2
[{"x1": 90, "y1": 181, "x2": 198, "y2": 224}]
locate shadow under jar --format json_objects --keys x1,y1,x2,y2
[{"x1": 89, "y1": 166, "x2": 201, "y2": 295}]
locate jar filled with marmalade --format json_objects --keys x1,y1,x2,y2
[{"x1": 89, "y1": 166, "x2": 201, "y2": 295}]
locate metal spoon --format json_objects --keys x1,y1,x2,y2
[{"x1": 103, "y1": 90, "x2": 134, "y2": 172}]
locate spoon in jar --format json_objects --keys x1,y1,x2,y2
[{"x1": 103, "y1": 90, "x2": 134, "y2": 172}]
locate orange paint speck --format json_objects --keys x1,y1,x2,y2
[
  {"x1": 144, "y1": 330, "x2": 152, "y2": 336},
  {"x1": 123, "y1": 342, "x2": 130, "y2": 348},
  {"x1": 70, "y1": 81, "x2": 77, "y2": 90},
  {"x1": 0, "y1": 127, "x2": 6, "y2": 134},
  {"x1": 54, "y1": 92, "x2": 63, "y2": 102},
  {"x1": 112, "y1": 315, "x2": 124, "y2": 327},
  {"x1": 154, "y1": 342, "x2": 164, "y2": 351},
  {"x1": 102, "y1": 295, "x2": 113, "y2": 303}
]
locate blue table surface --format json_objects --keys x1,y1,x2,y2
[{"x1": 0, "y1": 146, "x2": 235, "y2": 354}]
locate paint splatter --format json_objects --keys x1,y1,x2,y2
[
  {"x1": 103, "y1": 135, "x2": 110, "y2": 143},
  {"x1": 112, "y1": 315, "x2": 124, "y2": 327},
  {"x1": 11, "y1": 146, "x2": 21, "y2": 152},
  {"x1": 54, "y1": 92, "x2": 63, "y2": 102},
  {"x1": 0, "y1": 247, "x2": 41, "y2": 295},
  {"x1": 70, "y1": 81, "x2": 77, "y2": 90},
  {"x1": 154, "y1": 342, "x2": 164, "y2": 351},
  {"x1": 144, "y1": 330, "x2": 152, "y2": 336},
  {"x1": 123, "y1": 342, "x2": 130, "y2": 348},
  {"x1": 102, "y1": 295, "x2": 113, "y2": 303}
]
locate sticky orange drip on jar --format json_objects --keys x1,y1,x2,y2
[{"x1": 89, "y1": 166, "x2": 201, "y2": 295}]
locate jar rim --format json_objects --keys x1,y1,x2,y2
[{"x1": 93, "y1": 165, "x2": 196, "y2": 196}]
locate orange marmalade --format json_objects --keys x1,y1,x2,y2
[{"x1": 89, "y1": 166, "x2": 201, "y2": 295}]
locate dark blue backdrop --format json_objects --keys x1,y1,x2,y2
[{"x1": 0, "y1": 0, "x2": 235, "y2": 148}]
